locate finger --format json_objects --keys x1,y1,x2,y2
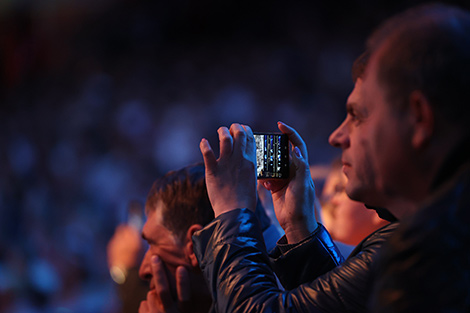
[
  {"x1": 139, "y1": 299, "x2": 149, "y2": 313},
  {"x1": 218, "y1": 126, "x2": 233, "y2": 160},
  {"x1": 200, "y1": 138, "x2": 217, "y2": 175},
  {"x1": 260, "y1": 179, "x2": 288, "y2": 193},
  {"x1": 147, "y1": 291, "x2": 161, "y2": 313},
  {"x1": 176, "y1": 266, "x2": 190, "y2": 302},
  {"x1": 257, "y1": 181, "x2": 275, "y2": 213},
  {"x1": 277, "y1": 121, "x2": 308, "y2": 160},
  {"x1": 257, "y1": 180, "x2": 272, "y2": 200},
  {"x1": 151, "y1": 255, "x2": 174, "y2": 310},
  {"x1": 230, "y1": 123, "x2": 246, "y2": 158},
  {"x1": 241, "y1": 124, "x2": 256, "y2": 159},
  {"x1": 291, "y1": 145, "x2": 309, "y2": 175}
]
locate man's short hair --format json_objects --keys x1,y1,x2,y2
[
  {"x1": 145, "y1": 163, "x2": 214, "y2": 240},
  {"x1": 351, "y1": 50, "x2": 370, "y2": 83},
  {"x1": 367, "y1": 3, "x2": 470, "y2": 132}
]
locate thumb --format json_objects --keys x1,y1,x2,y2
[
  {"x1": 291, "y1": 146, "x2": 311, "y2": 179},
  {"x1": 200, "y1": 138, "x2": 217, "y2": 176},
  {"x1": 292, "y1": 146, "x2": 305, "y2": 169}
]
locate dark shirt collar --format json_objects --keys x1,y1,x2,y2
[
  {"x1": 431, "y1": 136, "x2": 470, "y2": 191},
  {"x1": 365, "y1": 205, "x2": 398, "y2": 222}
]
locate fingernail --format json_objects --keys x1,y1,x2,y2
[
  {"x1": 200, "y1": 138, "x2": 209, "y2": 153},
  {"x1": 294, "y1": 146, "x2": 302, "y2": 158},
  {"x1": 151, "y1": 255, "x2": 160, "y2": 264},
  {"x1": 263, "y1": 181, "x2": 272, "y2": 190}
]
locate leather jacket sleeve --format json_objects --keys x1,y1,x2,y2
[
  {"x1": 269, "y1": 224, "x2": 344, "y2": 290},
  {"x1": 193, "y1": 208, "x2": 397, "y2": 313}
]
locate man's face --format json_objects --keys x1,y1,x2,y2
[
  {"x1": 329, "y1": 52, "x2": 411, "y2": 208},
  {"x1": 139, "y1": 200, "x2": 212, "y2": 313},
  {"x1": 139, "y1": 203, "x2": 188, "y2": 301}
]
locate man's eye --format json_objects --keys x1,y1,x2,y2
[
  {"x1": 348, "y1": 110, "x2": 357, "y2": 120},
  {"x1": 348, "y1": 110, "x2": 361, "y2": 123}
]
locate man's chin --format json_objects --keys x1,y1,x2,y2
[
  {"x1": 348, "y1": 188, "x2": 388, "y2": 209},
  {"x1": 346, "y1": 185, "x2": 370, "y2": 204}
]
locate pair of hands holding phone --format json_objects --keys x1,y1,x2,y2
[{"x1": 200, "y1": 121, "x2": 318, "y2": 243}]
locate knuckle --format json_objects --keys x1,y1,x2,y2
[
  {"x1": 236, "y1": 131, "x2": 247, "y2": 140},
  {"x1": 220, "y1": 135, "x2": 232, "y2": 144},
  {"x1": 201, "y1": 148, "x2": 212, "y2": 157}
]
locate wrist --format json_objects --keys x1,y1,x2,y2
[
  {"x1": 284, "y1": 222, "x2": 318, "y2": 244},
  {"x1": 213, "y1": 202, "x2": 256, "y2": 218}
]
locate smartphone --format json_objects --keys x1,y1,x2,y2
[{"x1": 254, "y1": 132, "x2": 289, "y2": 179}]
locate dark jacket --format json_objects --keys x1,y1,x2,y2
[
  {"x1": 371, "y1": 163, "x2": 470, "y2": 312},
  {"x1": 193, "y1": 208, "x2": 398, "y2": 313}
]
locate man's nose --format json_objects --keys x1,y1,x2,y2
[{"x1": 329, "y1": 119, "x2": 349, "y2": 149}]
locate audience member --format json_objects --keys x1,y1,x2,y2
[
  {"x1": 107, "y1": 220, "x2": 148, "y2": 313},
  {"x1": 350, "y1": 4, "x2": 470, "y2": 312},
  {"x1": 192, "y1": 3, "x2": 470, "y2": 313},
  {"x1": 191, "y1": 50, "x2": 399, "y2": 313},
  {"x1": 138, "y1": 164, "x2": 213, "y2": 313}
]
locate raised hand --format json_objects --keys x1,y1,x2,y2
[
  {"x1": 260, "y1": 121, "x2": 318, "y2": 243},
  {"x1": 138, "y1": 256, "x2": 189, "y2": 313},
  {"x1": 107, "y1": 224, "x2": 143, "y2": 272},
  {"x1": 199, "y1": 123, "x2": 257, "y2": 217}
]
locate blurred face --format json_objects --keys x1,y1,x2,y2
[
  {"x1": 139, "y1": 203, "x2": 189, "y2": 301},
  {"x1": 329, "y1": 53, "x2": 411, "y2": 208},
  {"x1": 321, "y1": 167, "x2": 388, "y2": 246}
]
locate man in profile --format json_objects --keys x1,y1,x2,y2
[{"x1": 195, "y1": 3, "x2": 470, "y2": 312}]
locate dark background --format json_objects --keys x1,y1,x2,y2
[{"x1": 1, "y1": 0, "x2": 469, "y2": 312}]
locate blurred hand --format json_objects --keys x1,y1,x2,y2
[
  {"x1": 260, "y1": 121, "x2": 317, "y2": 243},
  {"x1": 107, "y1": 224, "x2": 143, "y2": 270},
  {"x1": 199, "y1": 123, "x2": 257, "y2": 217},
  {"x1": 138, "y1": 256, "x2": 190, "y2": 313}
]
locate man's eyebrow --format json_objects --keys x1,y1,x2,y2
[{"x1": 347, "y1": 101, "x2": 368, "y2": 116}]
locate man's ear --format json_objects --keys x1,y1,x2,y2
[
  {"x1": 408, "y1": 90, "x2": 435, "y2": 149},
  {"x1": 184, "y1": 224, "x2": 203, "y2": 268}
]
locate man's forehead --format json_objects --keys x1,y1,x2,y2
[
  {"x1": 346, "y1": 78, "x2": 364, "y2": 106},
  {"x1": 357, "y1": 49, "x2": 387, "y2": 100},
  {"x1": 145, "y1": 197, "x2": 162, "y2": 215},
  {"x1": 142, "y1": 208, "x2": 176, "y2": 243},
  {"x1": 144, "y1": 209, "x2": 186, "y2": 250},
  {"x1": 362, "y1": 43, "x2": 388, "y2": 82}
]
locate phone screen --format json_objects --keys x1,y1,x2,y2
[{"x1": 254, "y1": 132, "x2": 289, "y2": 179}]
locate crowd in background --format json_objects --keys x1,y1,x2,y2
[{"x1": 1, "y1": 0, "x2": 469, "y2": 312}]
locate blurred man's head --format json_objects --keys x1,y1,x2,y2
[
  {"x1": 139, "y1": 163, "x2": 213, "y2": 313},
  {"x1": 330, "y1": 4, "x2": 470, "y2": 218}
]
